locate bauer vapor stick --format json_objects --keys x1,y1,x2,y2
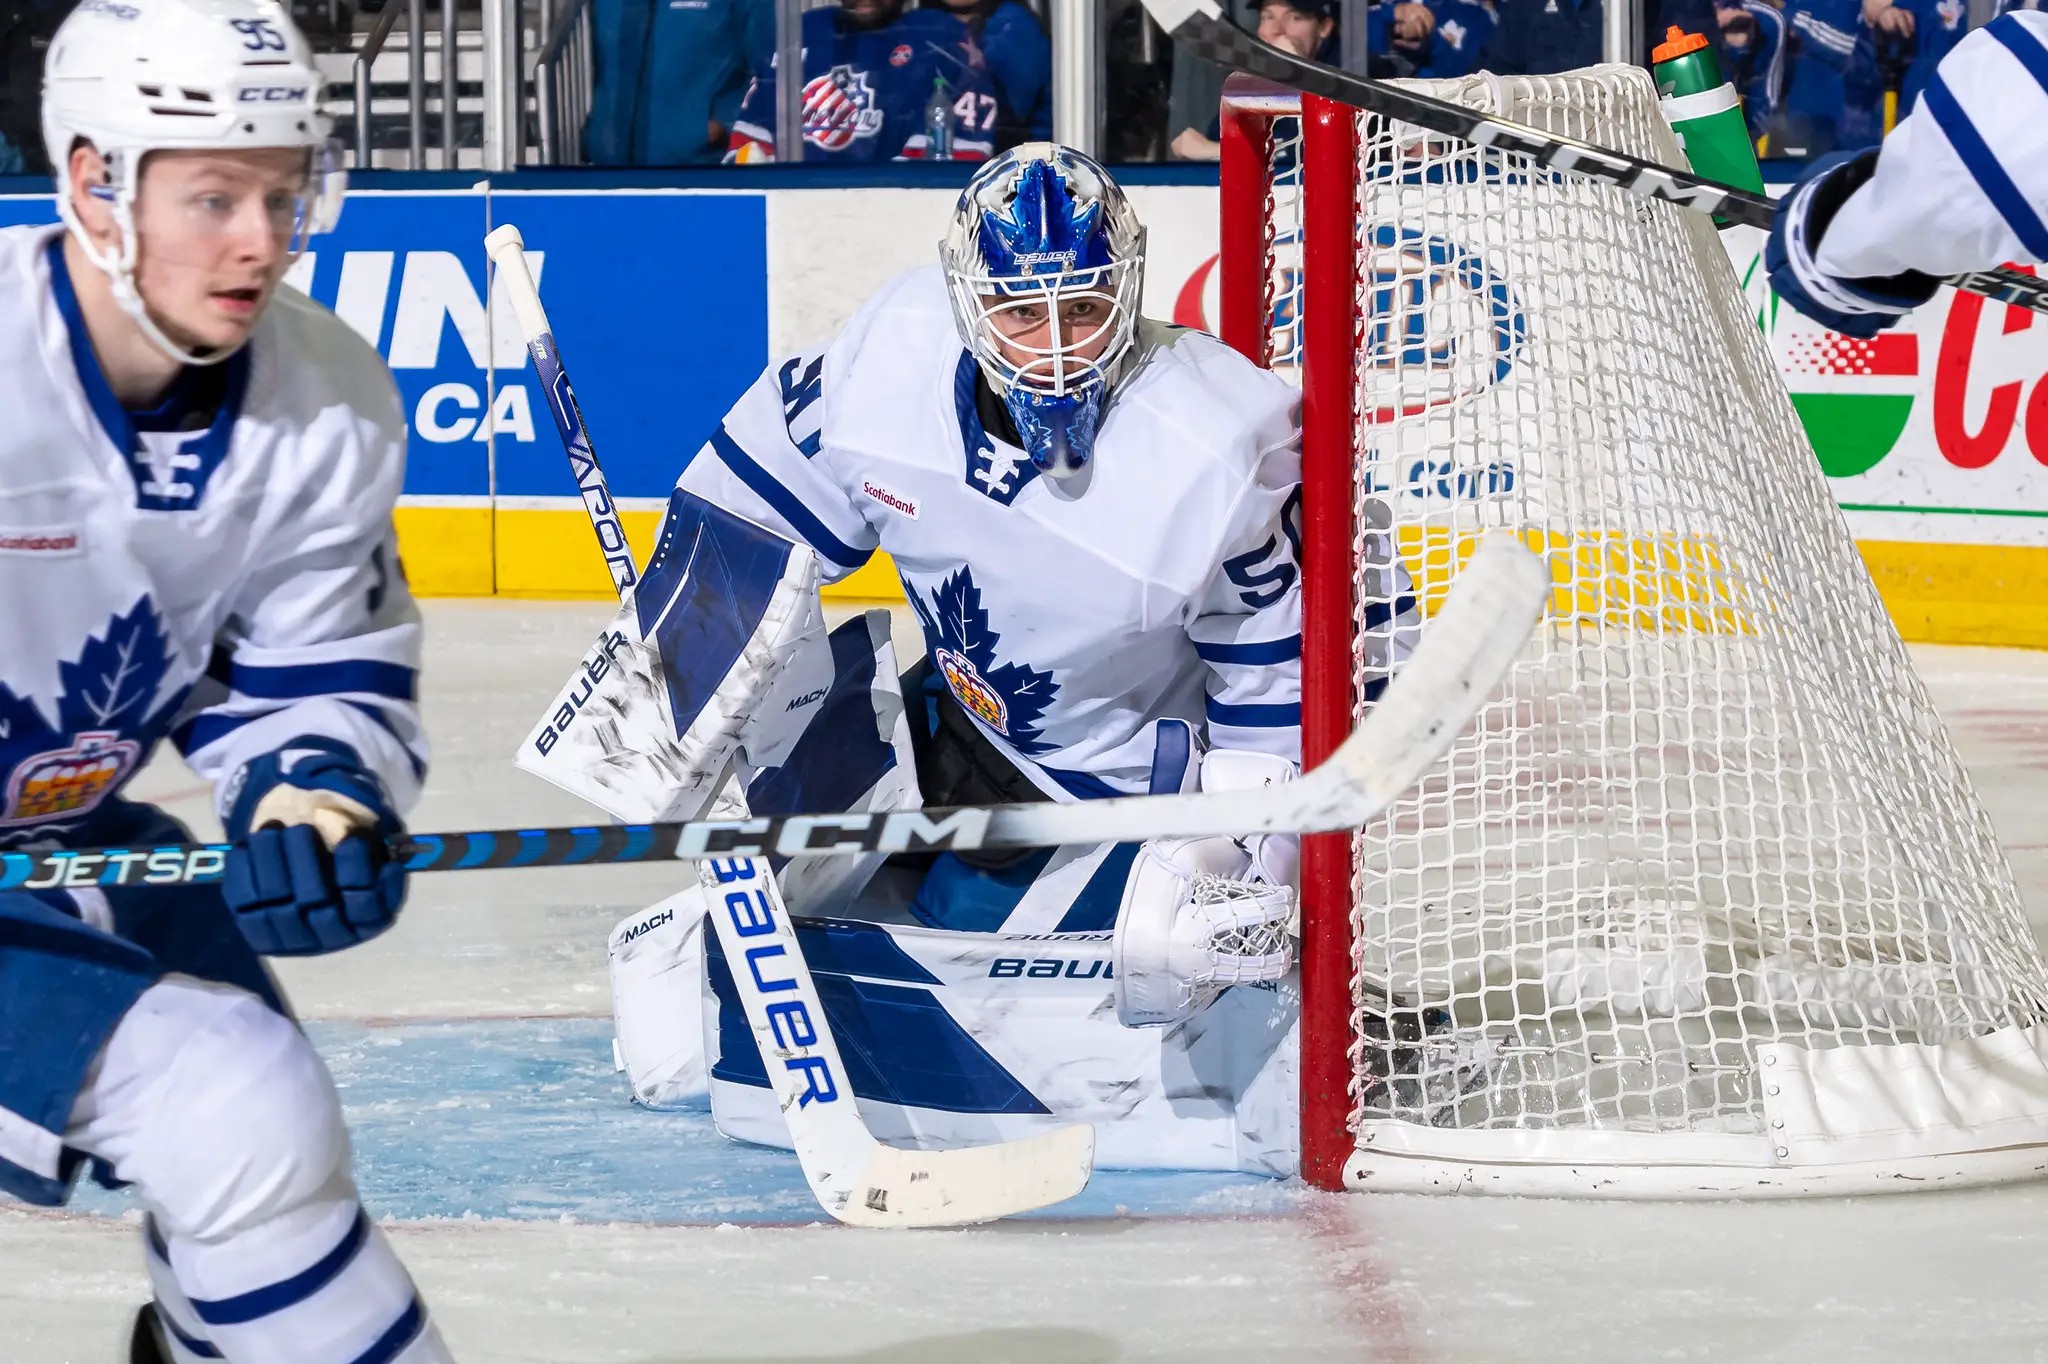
[
  {"x1": 1135, "y1": 0, "x2": 2048, "y2": 316},
  {"x1": 482, "y1": 223, "x2": 640, "y2": 593},
  {"x1": 4, "y1": 535, "x2": 1552, "y2": 885}
]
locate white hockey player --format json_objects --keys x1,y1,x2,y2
[
  {"x1": 0, "y1": 1, "x2": 449, "y2": 1359},
  {"x1": 530, "y1": 145, "x2": 1422, "y2": 1173},
  {"x1": 1767, "y1": 10, "x2": 2048, "y2": 335}
]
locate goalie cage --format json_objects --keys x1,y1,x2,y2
[{"x1": 1217, "y1": 67, "x2": 2048, "y2": 1198}]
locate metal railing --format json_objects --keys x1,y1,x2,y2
[
  {"x1": 351, "y1": 0, "x2": 463, "y2": 170},
  {"x1": 535, "y1": 0, "x2": 594, "y2": 166}
]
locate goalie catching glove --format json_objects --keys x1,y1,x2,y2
[{"x1": 1112, "y1": 749, "x2": 1299, "y2": 1027}]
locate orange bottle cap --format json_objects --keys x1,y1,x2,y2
[{"x1": 1652, "y1": 25, "x2": 1711, "y2": 61}]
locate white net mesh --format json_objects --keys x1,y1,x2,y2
[{"x1": 1237, "y1": 69, "x2": 2048, "y2": 1169}]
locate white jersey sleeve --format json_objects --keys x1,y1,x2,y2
[
  {"x1": 1184, "y1": 427, "x2": 1303, "y2": 766},
  {"x1": 671, "y1": 343, "x2": 881, "y2": 583},
  {"x1": 173, "y1": 295, "x2": 428, "y2": 815},
  {"x1": 1816, "y1": 10, "x2": 2048, "y2": 280}
]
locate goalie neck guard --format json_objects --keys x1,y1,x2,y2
[{"x1": 941, "y1": 143, "x2": 1147, "y2": 479}]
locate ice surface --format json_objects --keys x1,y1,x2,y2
[{"x1": 9, "y1": 604, "x2": 2048, "y2": 1362}]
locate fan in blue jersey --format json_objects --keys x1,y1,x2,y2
[
  {"x1": 1768, "y1": 9, "x2": 2048, "y2": 335},
  {"x1": 941, "y1": 146, "x2": 1146, "y2": 477},
  {"x1": 1717, "y1": 0, "x2": 1789, "y2": 139},
  {"x1": 726, "y1": 0, "x2": 998, "y2": 162},
  {"x1": 1, "y1": 1, "x2": 449, "y2": 1359}
]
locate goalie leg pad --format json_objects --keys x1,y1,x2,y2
[
  {"x1": 608, "y1": 890, "x2": 713, "y2": 1109},
  {"x1": 1111, "y1": 837, "x2": 1295, "y2": 1028},
  {"x1": 702, "y1": 916, "x2": 1301, "y2": 1175}
]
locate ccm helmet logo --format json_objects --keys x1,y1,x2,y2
[{"x1": 238, "y1": 86, "x2": 309, "y2": 102}]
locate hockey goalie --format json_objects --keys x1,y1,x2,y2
[{"x1": 522, "y1": 144, "x2": 1427, "y2": 1176}]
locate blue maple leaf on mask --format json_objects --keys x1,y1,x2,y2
[
  {"x1": 57, "y1": 598, "x2": 173, "y2": 734},
  {"x1": 911, "y1": 567, "x2": 1057, "y2": 756},
  {"x1": 979, "y1": 160, "x2": 1109, "y2": 279}
]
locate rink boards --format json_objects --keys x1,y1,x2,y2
[{"x1": 0, "y1": 171, "x2": 2044, "y2": 647}]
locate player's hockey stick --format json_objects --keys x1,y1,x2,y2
[
  {"x1": 1135, "y1": 0, "x2": 2048, "y2": 316},
  {"x1": 482, "y1": 223, "x2": 639, "y2": 593},
  {"x1": 0, "y1": 535, "x2": 1550, "y2": 889}
]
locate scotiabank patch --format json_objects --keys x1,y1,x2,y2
[
  {"x1": 0, "y1": 526, "x2": 81, "y2": 557},
  {"x1": 861, "y1": 480, "x2": 920, "y2": 520}
]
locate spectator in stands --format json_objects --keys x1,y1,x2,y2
[
  {"x1": 1370, "y1": 0, "x2": 1499, "y2": 78},
  {"x1": 921, "y1": 0, "x2": 1051, "y2": 148},
  {"x1": 1166, "y1": 0, "x2": 1259, "y2": 160},
  {"x1": 1715, "y1": 0, "x2": 1787, "y2": 139},
  {"x1": 1171, "y1": 0, "x2": 1335, "y2": 159},
  {"x1": 1863, "y1": 0, "x2": 1967, "y2": 116},
  {"x1": 728, "y1": 0, "x2": 997, "y2": 162},
  {"x1": 1777, "y1": 0, "x2": 1882, "y2": 154},
  {"x1": 1481, "y1": 0, "x2": 1713, "y2": 74},
  {"x1": 588, "y1": 0, "x2": 770, "y2": 165}
]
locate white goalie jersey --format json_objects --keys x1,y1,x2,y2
[{"x1": 671, "y1": 264, "x2": 1307, "y2": 796}]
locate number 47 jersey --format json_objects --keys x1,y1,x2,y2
[{"x1": 671, "y1": 264, "x2": 1321, "y2": 798}]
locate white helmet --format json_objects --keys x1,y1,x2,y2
[{"x1": 41, "y1": 0, "x2": 344, "y2": 364}]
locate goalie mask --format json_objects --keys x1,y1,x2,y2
[
  {"x1": 41, "y1": 0, "x2": 345, "y2": 366},
  {"x1": 941, "y1": 143, "x2": 1147, "y2": 479}
]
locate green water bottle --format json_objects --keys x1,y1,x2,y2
[{"x1": 1652, "y1": 25, "x2": 1765, "y2": 220}]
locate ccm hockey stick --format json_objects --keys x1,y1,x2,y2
[
  {"x1": 0, "y1": 536, "x2": 1551, "y2": 885},
  {"x1": 1135, "y1": 0, "x2": 2048, "y2": 316},
  {"x1": 483, "y1": 223, "x2": 640, "y2": 593},
  {"x1": 502, "y1": 223, "x2": 1093, "y2": 1227}
]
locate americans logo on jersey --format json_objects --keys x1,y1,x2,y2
[{"x1": 803, "y1": 66, "x2": 885, "y2": 152}]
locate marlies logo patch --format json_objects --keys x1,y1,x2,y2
[
  {"x1": 4, "y1": 730, "x2": 140, "y2": 826},
  {"x1": 862, "y1": 481, "x2": 920, "y2": 519},
  {"x1": 0, "y1": 527, "x2": 81, "y2": 556}
]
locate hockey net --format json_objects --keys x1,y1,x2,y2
[{"x1": 1218, "y1": 68, "x2": 2048, "y2": 1197}]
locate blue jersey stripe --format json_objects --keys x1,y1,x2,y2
[
  {"x1": 1193, "y1": 634, "x2": 1302, "y2": 666},
  {"x1": 190, "y1": 1211, "x2": 370, "y2": 1325},
  {"x1": 1207, "y1": 698, "x2": 1302, "y2": 728},
  {"x1": 229, "y1": 659, "x2": 417, "y2": 703},
  {"x1": 709, "y1": 425, "x2": 872, "y2": 570},
  {"x1": 1361, "y1": 594, "x2": 1419, "y2": 632},
  {"x1": 1922, "y1": 72, "x2": 2048, "y2": 260}
]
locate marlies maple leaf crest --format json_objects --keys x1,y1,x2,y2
[
  {"x1": 911, "y1": 567, "x2": 1057, "y2": 756},
  {"x1": 0, "y1": 597, "x2": 187, "y2": 839}
]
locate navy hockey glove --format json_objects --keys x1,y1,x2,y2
[
  {"x1": 1767, "y1": 149, "x2": 1943, "y2": 339},
  {"x1": 222, "y1": 738, "x2": 408, "y2": 956}
]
